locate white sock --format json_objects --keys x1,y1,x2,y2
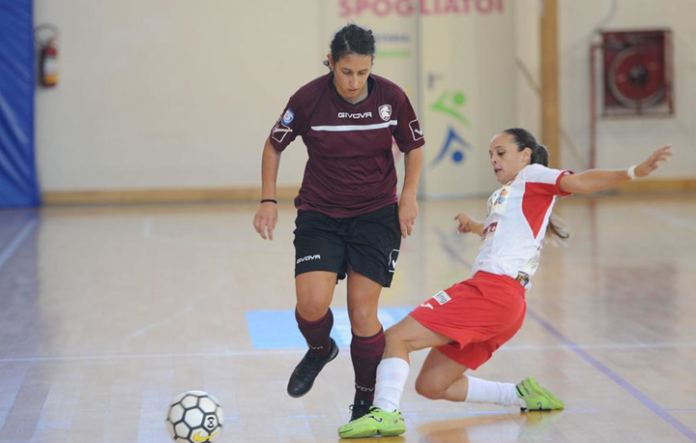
[
  {"x1": 373, "y1": 358, "x2": 410, "y2": 412},
  {"x1": 465, "y1": 376, "x2": 526, "y2": 408}
]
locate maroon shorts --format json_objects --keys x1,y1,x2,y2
[{"x1": 409, "y1": 271, "x2": 526, "y2": 370}]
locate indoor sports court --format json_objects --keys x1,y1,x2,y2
[{"x1": 1, "y1": 1, "x2": 695, "y2": 443}]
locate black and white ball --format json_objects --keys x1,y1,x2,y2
[{"x1": 165, "y1": 391, "x2": 224, "y2": 443}]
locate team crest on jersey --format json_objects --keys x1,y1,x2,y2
[
  {"x1": 487, "y1": 186, "x2": 510, "y2": 216},
  {"x1": 378, "y1": 104, "x2": 392, "y2": 121},
  {"x1": 281, "y1": 109, "x2": 295, "y2": 125},
  {"x1": 497, "y1": 187, "x2": 509, "y2": 205}
]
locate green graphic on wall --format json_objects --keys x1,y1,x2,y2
[
  {"x1": 430, "y1": 91, "x2": 470, "y2": 127},
  {"x1": 429, "y1": 90, "x2": 472, "y2": 168}
]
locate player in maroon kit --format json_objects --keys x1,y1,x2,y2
[{"x1": 253, "y1": 24, "x2": 425, "y2": 422}]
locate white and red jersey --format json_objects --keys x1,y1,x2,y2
[{"x1": 472, "y1": 164, "x2": 572, "y2": 289}]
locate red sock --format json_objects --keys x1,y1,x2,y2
[
  {"x1": 351, "y1": 327, "x2": 385, "y2": 403},
  {"x1": 295, "y1": 308, "x2": 333, "y2": 357}
]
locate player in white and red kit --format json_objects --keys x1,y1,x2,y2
[
  {"x1": 253, "y1": 24, "x2": 425, "y2": 424},
  {"x1": 338, "y1": 128, "x2": 672, "y2": 438}
]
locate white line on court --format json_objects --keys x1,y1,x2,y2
[
  {"x1": 1, "y1": 341, "x2": 694, "y2": 363},
  {"x1": 142, "y1": 217, "x2": 152, "y2": 238},
  {"x1": 642, "y1": 207, "x2": 696, "y2": 230},
  {"x1": 0, "y1": 218, "x2": 38, "y2": 272}
]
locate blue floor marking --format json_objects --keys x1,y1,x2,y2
[{"x1": 246, "y1": 307, "x2": 414, "y2": 349}]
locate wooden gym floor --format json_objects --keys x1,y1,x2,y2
[{"x1": 0, "y1": 194, "x2": 695, "y2": 443}]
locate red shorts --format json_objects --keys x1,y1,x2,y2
[{"x1": 409, "y1": 271, "x2": 526, "y2": 370}]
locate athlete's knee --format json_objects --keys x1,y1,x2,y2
[
  {"x1": 296, "y1": 299, "x2": 330, "y2": 321},
  {"x1": 347, "y1": 304, "x2": 378, "y2": 326},
  {"x1": 414, "y1": 376, "x2": 444, "y2": 400},
  {"x1": 384, "y1": 325, "x2": 415, "y2": 351},
  {"x1": 384, "y1": 325, "x2": 400, "y2": 343}
]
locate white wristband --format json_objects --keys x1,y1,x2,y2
[{"x1": 627, "y1": 165, "x2": 637, "y2": 180}]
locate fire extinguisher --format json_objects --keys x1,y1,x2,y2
[{"x1": 35, "y1": 24, "x2": 59, "y2": 88}]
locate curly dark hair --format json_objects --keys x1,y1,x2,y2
[{"x1": 323, "y1": 23, "x2": 376, "y2": 68}]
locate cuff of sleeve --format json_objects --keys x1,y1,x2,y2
[
  {"x1": 556, "y1": 170, "x2": 574, "y2": 196},
  {"x1": 398, "y1": 139, "x2": 425, "y2": 153}
]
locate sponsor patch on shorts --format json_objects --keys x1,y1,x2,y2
[{"x1": 432, "y1": 291, "x2": 451, "y2": 305}]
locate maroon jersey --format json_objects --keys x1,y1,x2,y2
[{"x1": 269, "y1": 73, "x2": 425, "y2": 218}]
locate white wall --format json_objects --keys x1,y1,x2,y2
[
  {"x1": 514, "y1": 0, "x2": 696, "y2": 177},
  {"x1": 34, "y1": 0, "x2": 320, "y2": 191},
  {"x1": 559, "y1": 0, "x2": 696, "y2": 176},
  {"x1": 514, "y1": 0, "x2": 542, "y2": 140},
  {"x1": 322, "y1": 0, "x2": 517, "y2": 199},
  {"x1": 420, "y1": 1, "x2": 517, "y2": 199},
  {"x1": 34, "y1": 0, "x2": 696, "y2": 196}
]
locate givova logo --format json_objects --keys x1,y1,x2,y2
[
  {"x1": 338, "y1": 112, "x2": 373, "y2": 119},
  {"x1": 297, "y1": 254, "x2": 321, "y2": 264}
]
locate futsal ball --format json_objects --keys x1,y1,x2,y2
[{"x1": 165, "y1": 391, "x2": 224, "y2": 443}]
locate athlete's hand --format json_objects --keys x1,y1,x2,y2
[
  {"x1": 635, "y1": 145, "x2": 672, "y2": 178},
  {"x1": 253, "y1": 202, "x2": 278, "y2": 240},
  {"x1": 399, "y1": 191, "x2": 418, "y2": 238},
  {"x1": 454, "y1": 213, "x2": 479, "y2": 235}
]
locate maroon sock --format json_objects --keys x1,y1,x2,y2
[
  {"x1": 295, "y1": 308, "x2": 333, "y2": 357},
  {"x1": 350, "y1": 327, "x2": 385, "y2": 403}
]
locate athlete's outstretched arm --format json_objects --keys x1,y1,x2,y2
[
  {"x1": 399, "y1": 147, "x2": 424, "y2": 238},
  {"x1": 560, "y1": 145, "x2": 672, "y2": 195},
  {"x1": 253, "y1": 136, "x2": 282, "y2": 240}
]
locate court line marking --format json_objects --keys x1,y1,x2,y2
[
  {"x1": 642, "y1": 207, "x2": 696, "y2": 230},
  {"x1": 528, "y1": 310, "x2": 696, "y2": 443},
  {"x1": 1, "y1": 341, "x2": 694, "y2": 363},
  {"x1": 435, "y1": 226, "x2": 473, "y2": 268},
  {"x1": 434, "y1": 234, "x2": 696, "y2": 442},
  {"x1": 402, "y1": 408, "x2": 600, "y2": 418},
  {"x1": 142, "y1": 217, "x2": 152, "y2": 238},
  {"x1": 0, "y1": 217, "x2": 38, "y2": 272},
  {"x1": 121, "y1": 255, "x2": 229, "y2": 342}
]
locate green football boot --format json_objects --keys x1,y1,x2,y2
[
  {"x1": 338, "y1": 406, "x2": 406, "y2": 439},
  {"x1": 516, "y1": 376, "x2": 564, "y2": 411}
]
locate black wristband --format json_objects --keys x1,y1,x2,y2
[{"x1": 260, "y1": 199, "x2": 278, "y2": 204}]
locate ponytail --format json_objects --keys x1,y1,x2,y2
[
  {"x1": 531, "y1": 144, "x2": 549, "y2": 167},
  {"x1": 547, "y1": 215, "x2": 569, "y2": 243}
]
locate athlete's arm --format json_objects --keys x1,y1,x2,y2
[
  {"x1": 399, "y1": 147, "x2": 424, "y2": 238},
  {"x1": 454, "y1": 213, "x2": 484, "y2": 237},
  {"x1": 559, "y1": 145, "x2": 672, "y2": 195},
  {"x1": 253, "y1": 136, "x2": 282, "y2": 240}
]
